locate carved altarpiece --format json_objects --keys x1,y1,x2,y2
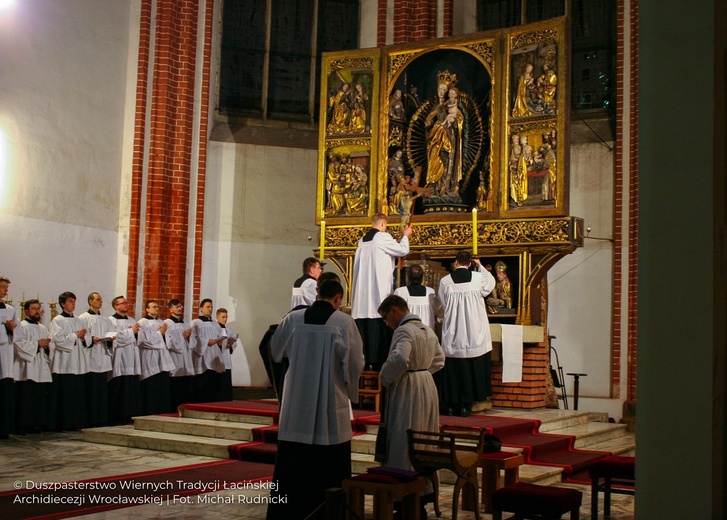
[{"x1": 315, "y1": 18, "x2": 581, "y2": 327}]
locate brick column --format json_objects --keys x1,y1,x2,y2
[
  {"x1": 127, "y1": 0, "x2": 214, "y2": 311},
  {"x1": 378, "y1": 0, "x2": 451, "y2": 46}
]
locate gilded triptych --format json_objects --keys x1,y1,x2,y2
[{"x1": 317, "y1": 17, "x2": 569, "y2": 225}]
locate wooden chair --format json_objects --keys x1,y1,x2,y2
[
  {"x1": 358, "y1": 370, "x2": 381, "y2": 412},
  {"x1": 407, "y1": 428, "x2": 485, "y2": 520}
]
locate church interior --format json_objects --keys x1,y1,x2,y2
[{"x1": 0, "y1": 0, "x2": 724, "y2": 518}]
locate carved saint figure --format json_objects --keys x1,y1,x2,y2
[
  {"x1": 348, "y1": 83, "x2": 368, "y2": 133},
  {"x1": 538, "y1": 64, "x2": 557, "y2": 112},
  {"x1": 327, "y1": 83, "x2": 351, "y2": 134},
  {"x1": 345, "y1": 164, "x2": 369, "y2": 215},
  {"x1": 425, "y1": 78, "x2": 464, "y2": 199},
  {"x1": 512, "y1": 63, "x2": 534, "y2": 118},
  {"x1": 509, "y1": 134, "x2": 528, "y2": 206},
  {"x1": 389, "y1": 88, "x2": 405, "y2": 121},
  {"x1": 486, "y1": 260, "x2": 513, "y2": 313}
]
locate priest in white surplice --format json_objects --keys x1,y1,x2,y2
[
  {"x1": 290, "y1": 257, "x2": 325, "y2": 309},
  {"x1": 138, "y1": 300, "x2": 175, "y2": 414},
  {"x1": 393, "y1": 263, "x2": 441, "y2": 329},
  {"x1": 351, "y1": 213, "x2": 412, "y2": 369},
  {"x1": 378, "y1": 295, "x2": 444, "y2": 505},
  {"x1": 437, "y1": 251, "x2": 496, "y2": 417},
  {"x1": 49, "y1": 291, "x2": 91, "y2": 430},
  {"x1": 108, "y1": 295, "x2": 142, "y2": 425},
  {"x1": 0, "y1": 276, "x2": 20, "y2": 438},
  {"x1": 190, "y1": 298, "x2": 224, "y2": 403},
  {"x1": 79, "y1": 292, "x2": 114, "y2": 427},
  {"x1": 14, "y1": 299, "x2": 54, "y2": 432},
  {"x1": 266, "y1": 280, "x2": 365, "y2": 520},
  {"x1": 164, "y1": 299, "x2": 193, "y2": 411}
]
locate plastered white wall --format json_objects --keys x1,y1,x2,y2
[
  {"x1": 0, "y1": 0, "x2": 133, "y2": 309},
  {"x1": 202, "y1": 141, "x2": 323, "y2": 387}
]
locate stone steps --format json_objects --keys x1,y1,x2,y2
[
  {"x1": 132, "y1": 415, "x2": 266, "y2": 442},
  {"x1": 82, "y1": 425, "x2": 233, "y2": 459},
  {"x1": 81, "y1": 406, "x2": 636, "y2": 488},
  {"x1": 179, "y1": 408, "x2": 274, "y2": 425}
]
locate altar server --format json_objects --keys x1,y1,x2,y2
[
  {"x1": 393, "y1": 264, "x2": 441, "y2": 329},
  {"x1": 164, "y1": 299, "x2": 193, "y2": 410},
  {"x1": 0, "y1": 276, "x2": 19, "y2": 438},
  {"x1": 351, "y1": 213, "x2": 412, "y2": 369},
  {"x1": 79, "y1": 292, "x2": 114, "y2": 427},
  {"x1": 266, "y1": 280, "x2": 365, "y2": 520},
  {"x1": 138, "y1": 300, "x2": 175, "y2": 414},
  {"x1": 437, "y1": 251, "x2": 496, "y2": 417},
  {"x1": 215, "y1": 308, "x2": 238, "y2": 401},
  {"x1": 108, "y1": 296, "x2": 142, "y2": 425},
  {"x1": 290, "y1": 257, "x2": 325, "y2": 309},
  {"x1": 49, "y1": 291, "x2": 90, "y2": 430},
  {"x1": 14, "y1": 299, "x2": 54, "y2": 432},
  {"x1": 190, "y1": 299, "x2": 223, "y2": 403}
]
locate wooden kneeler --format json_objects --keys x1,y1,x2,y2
[{"x1": 407, "y1": 428, "x2": 485, "y2": 520}]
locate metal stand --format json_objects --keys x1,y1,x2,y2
[
  {"x1": 566, "y1": 373, "x2": 588, "y2": 410},
  {"x1": 548, "y1": 335, "x2": 569, "y2": 410}
]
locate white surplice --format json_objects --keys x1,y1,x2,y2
[
  {"x1": 137, "y1": 317, "x2": 175, "y2": 380},
  {"x1": 271, "y1": 308, "x2": 365, "y2": 445},
  {"x1": 351, "y1": 231, "x2": 410, "y2": 319},
  {"x1": 79, "y1": 311, "x2": 113, "y2": 373},
  {"x1": 49, "y1": 314, "x2": 90, "y2": 375},
  {"x1": 438, "y1": 266, "x2": 496, "y2": 358},
  {"x1": 0, "y1": 304, "x2": 20, "y2": 380},
  {"x1": 190, "y1": 318, "x2": 224, "y2": 374},
  {"x1": 108, "y1": 315, "x2": 141, "y2": 377},
  {"x1": 218, "y1": 325, "x2": 238, "y2": 370},
  {"x1": 393, "y1": 285, "x2": 440, "y2": 329},
  {"x1": 14, "y1": 320, "x2": 53, "y2": 383},
  {"x1": 290, "y1": 276, "x2": 317, "y2": 309},
  {"x1": 164, "y1": 318, "x2": 194, "y2": 377}
]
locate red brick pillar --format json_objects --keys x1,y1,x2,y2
[
  {"x1": 378, "y1": 0, "x2": 452, "y2": 46},
  {"x1": 127, "y1": 0, "x2": 214, "y2": 312}
]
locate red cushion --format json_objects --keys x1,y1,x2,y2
[
  {"x1": 492, "y1": 482, "x2": 582, "y2": 516},
  {"x1": 589, "y1": 456, "x2": 636, "y2": 480}
]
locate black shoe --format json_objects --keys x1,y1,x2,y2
[
  {"x1": 459, "y1": 407, "x2": 470, "y2": 417},
  {"x1": 444, "y1": 407, "x2": 454, "y2": 416}
]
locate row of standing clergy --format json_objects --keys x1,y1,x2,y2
[
  {"x1": 0, "y1": 287, "x2": 239, "y2": 434},
  {"x1": 8, "y1": 294, "x2": 238, "y2": 384}
]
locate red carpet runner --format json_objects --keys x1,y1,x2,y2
[
  {"x1": 207, "y1": 400, "x2": 609, "y2": 484},
  {"x1": 2, "y1": 459, "x2": 273, "y2": 520},
  {"x1": 433, "y1": 414, "x2": 610, "y2": 484},
  {"x1": 200, "y1": 400, "x2": 380, "y2": 463}
]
